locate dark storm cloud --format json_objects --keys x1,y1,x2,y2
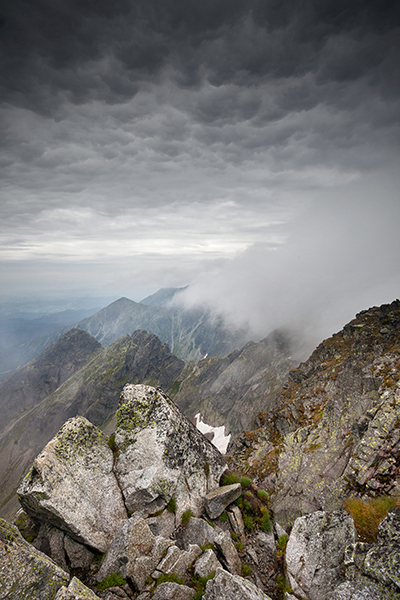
[
  {"x1": 0, "y1": 0, "x2": 399, "y2": 329},
  {"x1": 1, "y1": 0, "x2": 398, "y2": 111}
]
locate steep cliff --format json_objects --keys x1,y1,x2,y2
[{"x1": 230, "y1": 300, "x2": 400, "y2": 527}]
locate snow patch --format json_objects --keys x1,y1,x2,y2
[{"x1": 195, "y1": 413, "x2": 231, "y2": 455}]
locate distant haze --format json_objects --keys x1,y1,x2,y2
[{"x1": 0, "y1": 1, "x2": 399, "y2": 343}]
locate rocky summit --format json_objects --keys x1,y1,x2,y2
[
  {"x1": 230, "y1": 299, "x2": 400, "y2": 528},
  {"x1": 1, "y1": 301, "x2": 400, "y2": 600}
]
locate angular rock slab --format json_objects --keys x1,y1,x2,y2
[
  {"x1": 17, "y1": 416, "x2": 127, "y2": 553},
  {"x1": 114, "y1": 384, "x2": 227, "y2": 520},
  {"x1": 0, "y1": 517, "x2": 69, "y2": 600},
  {"x1": 285, "y1": 510, "x2": 356, "y2": 600},
  {"x1": 152, "y1": 582, "x2": 195, "y2": 600},
  {"x1": 54, "y1": 577, "x2": 101, "y2": 599},
  {"x1": 204, "y1": 483, "x2": 242, "y2": 519},
  {"x1": 203, "y1": 568, "x2": 273, "y2": 599}
]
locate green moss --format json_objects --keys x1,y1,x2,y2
[
  {"x1": 257, "y1": 489, "x2": 268, "y2": 501},
  {"x1": 181, "y1": 509, "x2": 193, "y2": 525},
  {"x1": 241, "y1": 563, "x2": 252, "y2": 576},
  {"x1": 260, "y1": 509, "x2": 272, "y2": 532},
  {"x1": 191, "y1": 572, "x2": 216, "y2": 599},
  {"x1": 243, "y1": 514, "x2": 254, "y2": 531},
  {"x1": 219, "y1": 511, "x2": 228, "y2": 522},
  {"x1": 221, "y1": 471, "x2": 240, "y2": 485},
  {"x1": 166, "y1": 497, "x2": 176, "y2": 514},
  {"x1": 240, "y1": 476, "x2": 252, "y2": 487},
  {"x1": 97, "y1": 573, "x2": 127, "y2": 591}
]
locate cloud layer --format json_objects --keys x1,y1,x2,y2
[{"x1": 0, "y1": 0, "x2": 399, "y2": 337}]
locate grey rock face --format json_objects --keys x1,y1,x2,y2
[
  {"x1": 17, "y1": 416, "x2": 127, "y2": 553},
  {"x1": 203, "y1": 568, "x2": 273, "y2": 599},
  {"x1": 193, "y1": 549, "x2": 222, "y2": 578},
  {"x1": 64, "y1": 536, "x2": 95, "y2": 569},
  {"x1": 114, "y1": 384, "x2": 227, "y2": 520},
  {"x1": 146, "y1": 510, "x2": 176, "y2": 539},
  {"x1": 214, "y1": 531, "x2": 241, "y2": 575},
  {"x1": 0, "y1": 517, "x2": 69, "y2": 600},
  {"x1": 181, "y1": 517, "x2": 217, "y2": 549},
  {"x1": 96, "y1": 517, "x2": 173, "y2": 592},
  {"x1": 151, "y1": 582, "x2": 195, "y2": 600},
  {"x1": 285, "y1": 510, "x2": 356, "y2": 600},
  {"x1": 55, "y1": 577, "x2": 101, "y2": 599},
  {"x1": 204, "y1": 484, "x2": 242, "y2": 519},
  {"x1": 35, "y1": 523, "x2": 69, "y2": 573}
]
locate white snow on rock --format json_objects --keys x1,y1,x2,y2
[{"x1": 195, "y1": 413, "x2": 231, "y2": 454}]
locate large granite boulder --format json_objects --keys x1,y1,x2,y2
[
  {"x1": 0, "y1": 517, "x2": 69, "y2": 600},
  {"x1": 114, "y1": 384, "x2": 227, "y2": 520},
  {"x1": 285, "y1": 510, "x2": 357, "y2": 600},
  {"x1": 203, "y1": 567, "x2": 273, "y2": 599},
  {"x1": 17, "y1": 416, "x2": 127, "y2": 552}
]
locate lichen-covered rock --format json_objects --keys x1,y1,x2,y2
[
  {"x1": 17, "y1": 416, "x2": 127, "y2": 553},
  {"x1": 203, "y1": 567, "x2": 273, "y2": 599},
  {"x1": 363, "y1": 509, "x2": 400, "y2": 590},
  {"x1": 193, "y1": 549, "x2": 222, "y2": 577},
  {"x1": 151, "y1": 582, "x2": 195, "y2": 600},
  {"x1": 114, "y1": 385, "x2": 227, "y2": 520},
  {"x1": 227, "y1": 506, "x2": 245, "y2": 542},
  {"x1": 285, "y1": 510, "x2": 356, "y2": 600},
  {"x1": 54, "y1": 577, "x2": 101, "y2": 599},
  {"x1": 333, "y1": 508, "x2": 400, "y2": 600},
  {"x1": 204, "y1": 484, "x2": 242, "y2": 519},
  {"x1": 96, "y1": 517, "x2": 173, "y2": 591},
  {"x1": 0, "y1": 517, "x2": 69, "y2": 600}
]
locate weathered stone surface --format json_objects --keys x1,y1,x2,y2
[
  {"x1": 97, "y1": 518, "x2": 173, "y2": 591},
  {"x1": 0, "y1": 517, "x2": 69, "y2": 600},
  {"x1": 285, "y1": 510, "x2": 356, "y2": 600},
  {"x1": 54, "y1": 577, "x2": 101, "y2": 599},
  {"x1": 64, "y1": 535, "x2": 95, "y2": 569},
  {"x1": 152, "y1": 582, "x2": 195, "y2": 600},
  {"x1": 17, "y1": 417, "x2": 127, "y2": 553},
  {"x1": 203, "y1": 568, "x2": 273, "y2": 599},
  {"x1": 227, "y1": 506, "x2": 245, "y2": 541},
  {"x1": 204, "y1": 484, "x2": 242, "y2": 519},
  {"x1": 214, "y1": 531, "x2": 241, "y2": 575},
  {"x1": 363, "y1": 509, "x2": 400, "y2": 590},
  {"x1": 181, "y1": 517, "x2": 218, "y2": 549},
  {"x1": 329, "y1": 580, "x2": 386, "y2": 599},
  {"x1": 35, "y1": 523, "x2": 69, "y2": 572},
  {"x1": 146, "y1": 509, "x2": 176, "y2": 539},
  {"x1": 193, "y1": 549, "x2": 222, "y2": 577},
  {"x1": 114, "y1": 385, "x2": 227, "y2": 520},
  {"x1": 166, "y1": 544, "x2": 202, "y2": 578}
]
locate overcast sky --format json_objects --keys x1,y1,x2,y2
[{"x1": 0, "y1": 0, "x2": 399, "y2": 339}]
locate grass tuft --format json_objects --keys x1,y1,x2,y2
[
  {"x1": 97, "y1": 573, "x2": 127, "y2": 591},
  {"x1": 343, "y1": 495, "x2": 396, "y2": 542}
]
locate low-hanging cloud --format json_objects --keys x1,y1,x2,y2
[{"x1": 179, "y1": 191, "x2": 400, "y2": 352}]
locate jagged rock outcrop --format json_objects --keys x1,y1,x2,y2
[
  {"x1": 285, "y1": 510, "x2": 356, "y2": 600},
  {"x1": 173, "y1": 329, "x2": 300, "y2": 436},
  {"x1": 114, "y1": 384, "x2": 227, "y2": 520},
  {"x1": 230, "y1": 300, "x2": 400, "y2": 527},
  {"x1": 0, "y1": 517, "x2": 69, "y2": 599},
  {"x1": 55, "y1": 577, "x2": 101, "y2": 599},
  {"x1": 18, "y1": 417, "x2": 127, "y2": 552},
  {"x1": 0, "y1": 330, "x2": 184, "y2": 519}
]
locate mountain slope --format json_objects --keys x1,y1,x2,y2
[
  {"x1": 0, "y1": 329, "x2": 102, "y2": 434},
  {"x1": 0, "y1": 329, "x2": 184, "y2": 519},
  {"x1": 172, "y1": 329, "x2": 298, "y2": 436},
  {"x1": 230, "y1": 299, "x2": 400, "y2": 527}
]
